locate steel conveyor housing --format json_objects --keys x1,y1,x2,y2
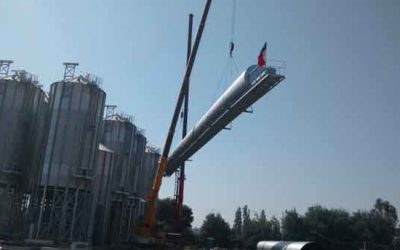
[{"x1": 165, "y1": 64, "x2": 285, "y2": 176}]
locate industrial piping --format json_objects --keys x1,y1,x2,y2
[
  {"x1": 165, "y1": 65, "x2": 284, "y2": 175},
  {"x1": 257, "y1": 241, "x2": 323, "y2": 250}
]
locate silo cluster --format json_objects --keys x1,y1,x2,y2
[{"x1": 0, "y1": 61, "x2": 159, "y2": 245}]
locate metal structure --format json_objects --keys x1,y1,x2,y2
[
  {"x1": 63, "y1": 63, "x2": 79, "y2": 81},
  {"x1": 174, "y1": 12, "x2": 193, "y2": 232},
  {"x1": 257, "y1": 241, "x2": 322, "y2": 250},
  {"x1": 34, "y1": 63, "x2": 106, "y2": 242},
  {"x1": 102, "y1": 114, "x2": 136, "y2": 193},
  {"x1": 133, "y1": 132, "x2": 147, "y2": 199},
  {"x1": 141, "y1": 149, "x2": 160, "y2": 200},
  {"x1": 0, "y1": 66, "x2": 48, "y2": 238},
  {"x1": 105, "y1": 104, "x2": 117, "y2": 118},
  {"x1": 0, "y1": 60, "x2": 13, "y2": 77},
  {"x1": 101, "y1": 114, "x2": 139, "y2": 243},
  {"x1": 133, "y1": 147, "x2": 160, "y2": 224},
  {"x1": 91, "y1": 144, "x2": 115, "y2": 244},
  {"x1": 165, "y1": 65, "x2": 285, "y2": 175},
  {"x1": 137, "y1": 0, "x2": 212, "y2": 235}
]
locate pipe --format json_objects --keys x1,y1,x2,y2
[{"x1": 165, "y1": 65, "x2": 284, "y2": 176}]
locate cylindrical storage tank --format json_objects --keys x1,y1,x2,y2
[
  {"x1": 101, "y1": 115, "x2": 136, "y2": 193},
  {"x1": 132, "y1": 132, "x2": 146, "y2": 196},
  {"x1": 0, "y1": 73, "x2": 48, "y2": 190},
  {"x1": 126, "y1": 127, "x2": 142, "y2": 195},
  {"x1": 41, "y1": 76, "x2": 106, "y2": 188},
  {"x1": 23, "y1": 83, "x2": 49, "y2": 193},
  {"x1": 0, "y1": 71, "x2": 48, "y2": 234},
  {"x1": 93, "y1": 144, "x2": 114, "y2": 211},
  {"x1": 141, "y1": 150, "x2": 160, "y2": 198},
  {"x1": 167, "y1": 65, "x2": 275, "y2": 172},
  {"x1": 141, "y1": 152, "x2": 151, "y2": 197},
  {"x1": 257, "y1": 241, "x2": 322, "y2": 250},
  {"x1": 92, "y1": 143, "x2": 114, "y2": 244}
]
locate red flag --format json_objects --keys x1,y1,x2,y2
[{"x1": 257, "y1": 42, "x2": 267, "y2": 67}]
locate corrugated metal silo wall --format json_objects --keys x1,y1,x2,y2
[
  {"x1": 35, "y1": 80, "x2": 106, "y2": 241},
  {"x1": 141, "y1": 151, "x2": 160, "y2": 199},
  {"x1": 139, "y1": 152, "x2": 150, "y2": 199},
  {"x1": 92, "y1": 146, "x2": 114, "y2": 245},
  {"x1": 132, "y1": 133, "x2": 146, "y2": 197},
  {"x1": 41, "y1": 81, "x2": 106, "y2": 188},
  {"x1": 126, "y1": 124, "x2": 137, "y2": 194},
  {"x1": 23, "y1": 84, "x2": 49, "y2": 192},
  {"x1": 101, "y1": 119, "x2": 147, "y2": 243},
  {"x1": 150, "y1": 152, "x2": 160, "y2": 194},
  {"x1": 101, "y1": 119, "x2": 136, "y2": 194},
  {"x1": 0, "y1": 79, "x2": 48, "y2": 236}
]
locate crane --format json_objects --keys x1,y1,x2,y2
[
  {"x1": 134, "y1": 0, "x2": 212, "y2": 239},
  {"x1": 134, "y1": 0, "x2": 286, "y2": 242}
]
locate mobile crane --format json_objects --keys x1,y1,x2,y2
[
  {"x1": 134, "y1": 0, "x2": 285, "y2": 243},
  {"x1": 134, "y1": 0, "x2": 212, "y2": 240}
]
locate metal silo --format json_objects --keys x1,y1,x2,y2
[
  {"x1": 134, "y1": 149, "x2": 159, "y2": 225},
  {"x1": 131, "y1": 131, "x2": 147, "y2": 226},
  {"x1": 102, "y1": 113, "x2": 147, "y2": 242},
  {"x1": 141, "y1": 149, "x2": 160, "y2": 200},
  {"x1": 0, "y1": 61, "x2": 48, "y2": 237},
  {"x1": 101, "y1": 113, "x2": 136, "y2": 194},
  {"x1": 41, "y1": 75, "x2": 106, "y2": 188},
  {"x1": 132, "y1": 132, "x2": 146, "y2": 197},
  {"x1": 35, "y1": 63, "x2": 106, "y2": 242},
  {"x1": 91, "y1": 144, "x2": 114, "y2": 245}
]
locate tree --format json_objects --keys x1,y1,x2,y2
[
  {"x1": 373, "y1": 198, "x2": 398, "y2": 222},
  {"x1": 259, "y1": 209, "x2": 267, "y2": 225},
  {"x1": 237, "y1": 207, "x2": 281, "y2": 248},
  {"x1": 368, "y1": 198, "x2": 398, "y2": 245},
  {"x1": 304, "y1": 205, "x2": 352, "y2": 242},
  {"x1": 270, "y1": 216, "x2": 281, "y2": 240},
  {"x1": 244, "y1": 210, "x2": 272, "y2": 248},
  {"x1": 352, "y1": 210, "x2": 373, "y2": 242},
  {"x1": 233, "y1": 207, "x2": 242, "y2": 240},
  {"x1": 242, "y1": 205, "x2": 251, "y2": 240},
  {"x1": 200, "y1": 213, "x2": 231, "y2": 247},
  {"x1": 155, "y1": 197, "x2": 194, "y2": 233},
  {"x1": 281, "y1": 208, "x2": 306, "y2": 241},
  {"x1": 350, "y1": 199, "x2": 398, "y2": 247},
  {"x1": 281, "y1": 199, "x2": 398, "y2": 249}
]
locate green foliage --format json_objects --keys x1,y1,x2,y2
[
  {"x1": 200, "y1": 213, "x2": 231, "y2": 248},
  {"x1": 234, "y1": 206, "x2": 282, "y2": 248},
  {"x1": 281, "y1": 199, "x2": 399, "y2": 250},
  {"x1": 259, "y1": 209, "x2": 267, "y2": 225},
  {"x1": 282, "y1": 208, "x2": 306, "y2": 241},
  {"x1": 233, "y1": 207, "x2": 242, "y2": 240},
  {"x1": 349, "y1": 198, "x2": 398, "y2": 246},
  {"x1": 155, "y1": 197, "x2": 194, "y2": 233},
  {"x1": 198, "y1": 198, "x2": 399, "y2": 249},
  {"x1": 242, "y1": 205, "x2": 251, "y2": 240},
  {"x1": 270, "y1": 216, "x2": 281, "y2": 239},
  {"x1": 304, "y1": 206, "x2": 353, "y2": 241}
]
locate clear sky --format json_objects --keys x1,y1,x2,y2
[{"x1": 1, "y1": 0, "x2": 399, "y2": 227}]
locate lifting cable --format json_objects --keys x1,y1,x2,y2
[
  {"x1": 212, "y1": 0, "x2": 239, "y2": 102},
  {"x1": 229, "y1": 0, "x2": 236, "y2": 58}
]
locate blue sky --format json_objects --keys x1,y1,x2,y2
[{"x1": 1, "y1": 0, "x2": 399, "y2": 227}]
